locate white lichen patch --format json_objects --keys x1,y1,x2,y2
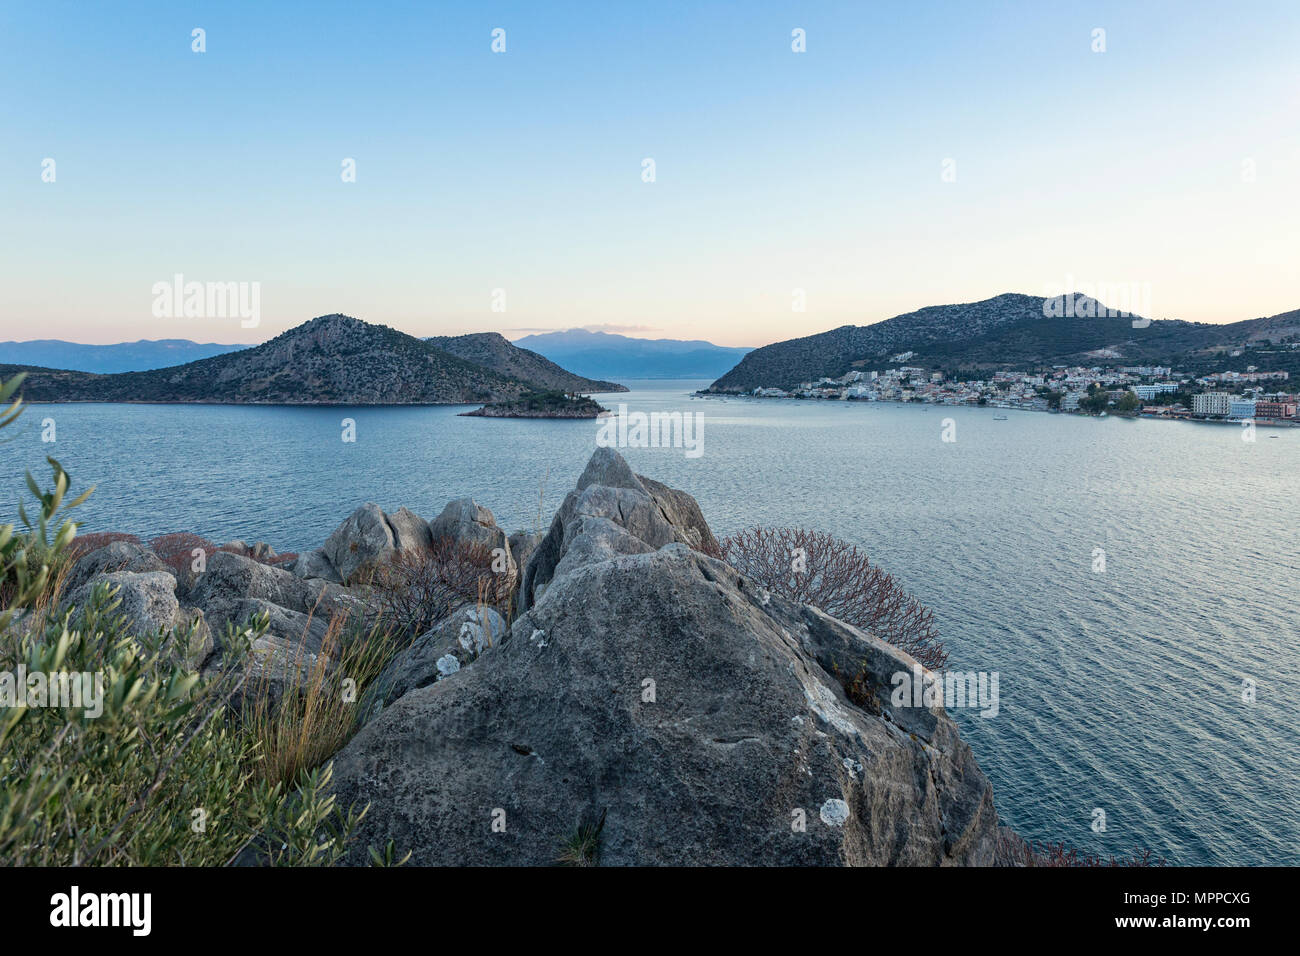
[
  {"x1": 842, "y1": 757, "x2": 863, "y2": 779},
  {"x1": 529, "y1": 628, "x2": 548, "y2": 649},
  {"x1": 457, "y1": 609, "x2": 495, "y2": 655},
  {"x1": 801, "y1": 674, "x2": 859, "y2": 738},
  {"x1": 820, "y1": 798, "x2": 851, "y2": 827},
  {"x1": 436, "y1": 654, "x2": 461, "y2": 677}
]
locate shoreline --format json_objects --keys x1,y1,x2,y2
[{"x1": 695, "y1": 392, "x2": 1299, "y2": 427}]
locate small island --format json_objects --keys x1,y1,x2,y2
[{"x1": 459, "y1": 389, "x2": 609, "y2": 419}]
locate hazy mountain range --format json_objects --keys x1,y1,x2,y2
[
  {"x1": 513, "y1": 329, "x2": 752, "y2": 379},
  {"x1": 708, "y1": 294, "x2": 1300, "y2": 392},
  {"x1": 1, "y1": 315, "x2": 625, "y2": 404},
  {"x1": 0, "y1": 338, "x2": 247, "y2": 373},
  {"x1": 0, "y1": 328, "x2": 748, "y2": 381}
]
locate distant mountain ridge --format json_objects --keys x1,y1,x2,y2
[
  {"x1": 708, "y1": 294, "x2": 1300, "y2": 391},
  {"x1": 1, "y1": 314, "x2": 623, "y2": 404},
  {"x1": 426, "y1": 332, "x2": 624, "y2": 393},
  {"x1": 0, "y1": 338, "x2": 248, "y2": 373},
  {"x1": 514, "y1": 329, "x2": 752, "y2": 380}
]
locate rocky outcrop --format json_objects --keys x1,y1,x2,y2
[
  {"x1": 636, "y1": 473, "x2": 720, "y2": 555},
  {"x1": 66, "y1": 569, "x2": 211, "y2": 669},
  {"x1": 507, "y1": 531, "x2": 543, "y2": 584},
  {"x1": 321, "y1": 504, "x2": 396, "y2": 584},
  {"x1": 327, "y1": 448, "x2": 1001, "y2": 866},
  {"x1": 386, "y1": 507, "x2": 432, "y2": 553},
  {"x1": 63, "y1": 541, "x2": 169, "y2": 596},
  {"x1": 294, "y1": 503, "x2": 423, "y2": 585},
  {"x1": 363, "y1": 604, "x2": 507, "y2": 720},
  {"x1": 518, "y1": 448, "x2": 712, "y2": 614},
  {"x1": 62, "y1": 541, "x2": 362, "y2": 686},
  {"x1": 293, "y1": 499, "x2": 516, "y2": 586},
  {"x1": 429, "y1": 498, "x2": 516, "y2": 580}
]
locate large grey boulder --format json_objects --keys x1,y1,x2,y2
[
  {"x1": 507, "y1": 531, "x2": 543, "y2": 594},
  {"x1": 430, "y1": 498, "x2": 510, "y2": 554},
  {"x1": 65, "y1": 541, "x2": 169, "y2": 595},
  {"x1": 386, "y1": 507, "x2": 432, "y2": 553},
  {"x1": 329, "y1": 449, "x2": 1000, "y2": 866},
  {"x1": 290, "y1": 549, "x2": 342, "y2": 584},
  {"x1": 295, "y1": 504, "x2": 436, "y2": 584},
  {"x1": 429, "y1": 498, "x2": 501, "y2": 547},
  {"x1": 190, "y1": 550, "x2": 347, "y2": 618},
  {"x1": 187, "y1": 551, "x2": 361, "y2": 668},
  {"x1": 428, "y1": 497, "x2": 516, "y2": 590},
  {"x1": 322, "y1": 503, "x2": 395, "y2": 584},
  {"x1": 192, "y1": 550, "x2": 311, "y2": 613},
  {"x1": 67, "y1": 570, "x2": 212, "y2": 669}
]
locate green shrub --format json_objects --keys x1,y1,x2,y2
[{"x1": 0, "y1": 372, "x2": 391, "y2": 866}]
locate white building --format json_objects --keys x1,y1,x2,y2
[
  {"x1": 1133, "y1": 383, "x2": 1178, "y2": 400},
  {"x1": 1193, "y1": 392, "x2": 1232, "y2": 416}
]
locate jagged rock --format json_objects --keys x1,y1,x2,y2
[
  {"x1": 322, "y1": 503, "x2": 395, "y2": 584},
  {"x1": 249, "y1": 541, "x2": 278, "y2": 561},
  {"x1": 291, "y1": 548, "x2": 342, "y2": 583},
  {"x1": 429, "y1": 497, "x2": 516, "y2": 584},
  {"x1": 430, "y1": 499, "x2": 506, "y2": 551},
  {"x1": 508, "y1": 531, "x2": 543, "y2": 585},
  {"x1": 363, "y1": 604, "x2": 507, "y2": 722},
  {"x1": 387, "y1": 507, "x2": 432, "y2": 553},
  {"x1": 190, "y1": 550, "x2": 349, "y2": 619},
  {"x1": 215, "y1": 626, "x2": 333, "y2": 711},
  {"x1": 67, "y1": 570, "x2": 212, "y2": 669},
  {"x1": 636, "y1": 473, "x2": 720, "y2": 554},
  {"x1": 328, "y1": 449, "x2": 1000, "y2": 866},
  {"x1": 186, "y1": 551, "x2": 364, "y2": 672},
  {"x1": 64, "y1": 541, "x2": 169, "y2": 595},
  {"x1": 300, "y1": 504, "x2": 438, "y2": 584},
  {"x1": 518, "y1": 447, "x2": 706, "y2": 614}
]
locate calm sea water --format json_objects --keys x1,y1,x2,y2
[{"x1": 6, "y1": 381, "x2": 1297, "y2": 865}]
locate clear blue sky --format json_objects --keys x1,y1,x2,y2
[{"x1": 2, "y1": 0, "x2": 1297, "y2": 346}]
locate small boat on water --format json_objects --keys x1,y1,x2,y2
[{"x1": 993, "y1": 414, "x2": 1008, "y2": 421}]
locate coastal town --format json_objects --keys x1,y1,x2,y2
[{"x1": 742, "y1": 352, "x2": 1298, "y2": 425}]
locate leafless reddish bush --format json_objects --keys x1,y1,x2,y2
[
  {"x1": 147, "y1": 533, "x2": 295, "y2": 572},
  {"x1": 148, "y1": 532, "x2": 220, "y2": 574},
  {"x1": 367, "y1": 536, "x2": 513, "y2": 637},
  {"x1": 66, "y1": 531, "x2": 142, "y2": 560},
  {"x1": 720, "y1": 526, "x2": 948, "y2": 670}
]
